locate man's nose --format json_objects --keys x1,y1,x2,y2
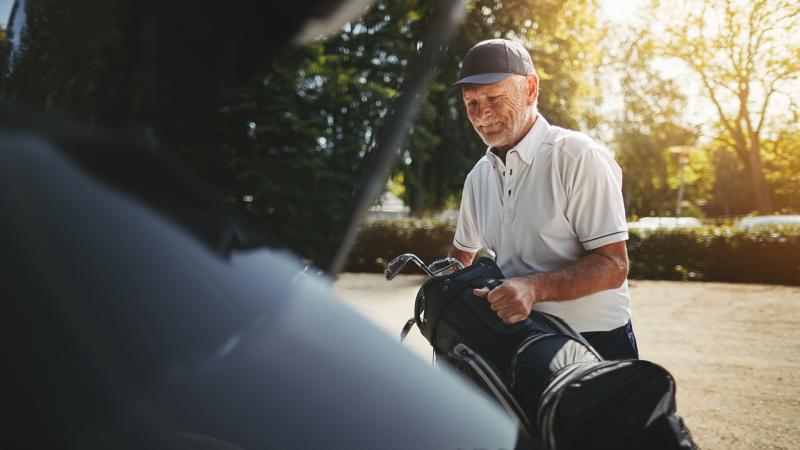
[{"x1": 475, "y1": 100, "x2": 493, "y2": 119}]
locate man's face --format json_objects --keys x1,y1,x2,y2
[{"x1": 462, "y1": 75, "x2": 536, "y2": 151}]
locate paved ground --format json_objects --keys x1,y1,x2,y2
[{"x1": 333, "y1": 274, "x2": 800, "y2": 450}]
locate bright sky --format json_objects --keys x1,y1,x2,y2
[
  {"x1": 0, "y1": 0, "x2": 15, "y2": 29},
  {"x1": 598, "y1": 0, "x2": 647, "y2": 24}
]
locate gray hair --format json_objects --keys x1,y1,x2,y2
[{"x1": 513, "y1": 74, "x2": 539, "y2": 114}]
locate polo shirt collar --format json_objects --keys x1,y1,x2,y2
[{"x1": 485, "y1": 113, "x2": 550, "y2": 166}]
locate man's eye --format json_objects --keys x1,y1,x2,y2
[{"x1": 488, "y1": 96, "x2": 500, "y2": 102}]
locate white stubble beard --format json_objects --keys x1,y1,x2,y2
[{"x1": 478, "y1": 104, "x2": 533, "y2": 149}]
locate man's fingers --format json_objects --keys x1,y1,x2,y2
[
  {"x1": 503, "y1": 314, "x2": 528, "y2": 324},
  {"x1": 489, "y1": 297, "x2": 514, "y2": 312},
  {"x1": 495, "y1": 300, "x2": 530, "y2": 324},
  {"x1": 473, "y1": 287, "x2": 490, "y2": 297},
  {"x1": 474, "y1": 283, "x2": 505, "y2": 299},
  {"x1": 486, "y1": 285, "x2": 507, "y2": 303},
  {"x1": 495, "y1": 304, "x2": 524, "y2": 319}
]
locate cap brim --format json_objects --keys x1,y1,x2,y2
[{"x1": 445, "y1": 72, "x2": 514, "y2": 96}]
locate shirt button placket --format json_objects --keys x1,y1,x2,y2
[
  {"x1": 505, "y1": 156, "x2": 516, "y2": 222},
  {"x1": 495, "y1": 158, "x2": 506, "y2": 221}
]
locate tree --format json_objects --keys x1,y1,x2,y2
[
  {"x1": 0, "y1": 0, "x2": 135, "y2": 125},
  {"x1": 209, "y1": 0, "x2": 434, "y2": 261},
  {"x1": 609, "y1": 33, "x2": 701, "y2": 217},
  {"x1": 648, "y1": 0, "x2": 800, "y2": 213},
  {"x1": 711, "y1": 142, "x2": 754, "y2": 216},
  {"x1": 763, "y1": 129, "x2": 800, "y2": 212}
]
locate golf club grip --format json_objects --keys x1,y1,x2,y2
[{"x1": 485, "y1": 279, "x2": 502, "y2": 290}]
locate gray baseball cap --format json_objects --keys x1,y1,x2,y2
[{"x1": 447, "y1": 39, "x2": 535, "y2": 95}]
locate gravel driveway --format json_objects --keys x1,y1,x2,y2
[{"x1": 333, "y1": 275, "x2": 800, "y2": 450}]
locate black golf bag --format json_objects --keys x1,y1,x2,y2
[{"x1": 409, "y1": 257, "x2": 697, "y2": 450}]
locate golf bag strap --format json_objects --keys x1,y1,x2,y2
[
  {"x1": 400, "y1": 317, "x2": 415, "y2": 343},
  {"x1": 453, "y1": 343, "x2": 532, "y2": 432}
]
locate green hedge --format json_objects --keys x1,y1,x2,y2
[
  {"x1": 345, "y1": 219, "x2": 800, "y2": 285},
  {"x1": 344, "y1": 219, "x2": 456, "y2": 273},
  {"x1": 627, "y1": 226, "x2": 800, "y2": 284}
]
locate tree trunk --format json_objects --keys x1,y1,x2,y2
[
  {"x1": 408, "y1": 161, "x2": 425, "y2": 217},
  {"x1": 746, "y1": 149, "x2": 774, "y2": 213}
]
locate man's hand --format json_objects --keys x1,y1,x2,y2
[{"x1": 473, "y1": 277, "x2": 537, "y2": 324}]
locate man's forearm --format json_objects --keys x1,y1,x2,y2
[
  {"x1": 523, "y1": 246, "x2": 629, "y2": 302},
  {"x1": 473, "y1": 241, "x2": 629, "y2": 324}
]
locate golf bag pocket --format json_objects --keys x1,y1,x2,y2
[{"x1": 536, "y1": 360, "x2": 697, "y2": 450}]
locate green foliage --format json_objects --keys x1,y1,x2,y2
[
  {"x1": 764, "y1": 130, "x2": 800, "y2": 212},
  {"x1": 347, "y1": 219, "x2": 800, "y2": 286},
  {"x1": 0, "y1": 0, "x2": 134, "y2": 124},
  {"x1": 214, "y1": 1, "x2": 434, "y2": 264},
  {"x1": 706, "y1": 128, "x2": 800, "y2": 215}
]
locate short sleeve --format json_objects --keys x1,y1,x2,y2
[
  {"x1": 453, "y1": 175, "x2": 481, "y2": 253},
  {"x1": 563, "y1": 146, "x2": 629, "y2": 250}
]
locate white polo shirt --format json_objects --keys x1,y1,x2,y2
[{"x1": 453, "y1": 114, "x2": 631, "y2": 332}]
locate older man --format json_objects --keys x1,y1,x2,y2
[{"x1": 448, "y1": 39, "x2": 637, "y2": 360}]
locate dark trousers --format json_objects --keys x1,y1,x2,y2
[{"x1": 581, "y1": 320, "x2": 639, "y2": 360}]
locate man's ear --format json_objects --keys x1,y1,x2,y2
[{"x1": 527, "y1": 74, "x2": 539, "y2": 105}]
